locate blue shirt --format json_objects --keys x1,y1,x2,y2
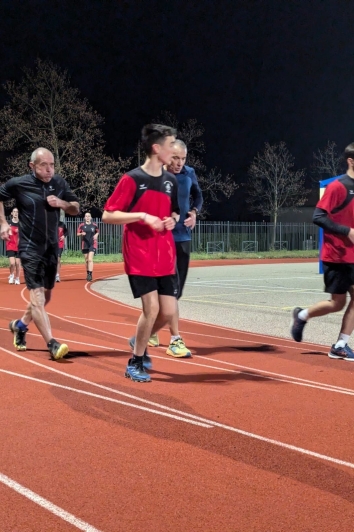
[{"x1": 172, "y1": 165, "x2": 203, "y2": 242}]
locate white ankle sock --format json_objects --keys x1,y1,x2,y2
[
  {"x1": 335, "y1": 334, "x2": 350, "y2": 348},
  {"x1": 171, "y1": 335, "x2": 181, "y2": 343},
  {"x1": 298, "y1": 309, "x2": 309, "y2": 321}
]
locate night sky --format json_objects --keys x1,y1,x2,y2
[{"x1": 1, "y1": 0, "x2": 353, "y2": 218}]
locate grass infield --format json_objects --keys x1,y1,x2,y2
[{"x1": 0, "y1": 249, "x2": 318, "y2": 268}]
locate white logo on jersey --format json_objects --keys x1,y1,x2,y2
[
  {"x1": 164, "y1": 181, "x2": 173, "y2": 194},
  {"x1": 139, "y1": 184, "x2": 147, "y2": 190}
]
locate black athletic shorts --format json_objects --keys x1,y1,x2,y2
[
  {"x1": 128, "y1": 274, "x2": 178, "y2": 299},
  {"x1": 20, "y1": 251, "x2": 58, "y2": 290},
  {"x1": 58, "y1": 248, "x2": 64, "y2": 257},
  {"x1": 175, "y1": 240, "x2": 191, "y2": 299},
  {"x1": 6, "y1": 250, "x2": 19, "y2": 258},
  {"x1": 82, "y1": 247, "x2": 96, "y2": 255},
  {"x1": 323, "y1": 262, "x2": 354, "y2": 294}
]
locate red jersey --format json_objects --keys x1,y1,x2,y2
[
  {"x1": 6, "y1": 221, "x2": 19, "y2": 252},
  {"x1": 58, "y1": 222, "x2": 68, "y2": 250},
  {"x1": 317, "y1": 175, "x2": 354, "y2": 263},
  {"x1": 104, "y1": 167, "x2": 179, "y2": 276}
]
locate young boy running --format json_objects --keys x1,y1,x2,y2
[
  {"x1": 102, "y1": 124, "x2": 179, "y2": 382},
  {"x1": 6, "y1": 207, "x2": 21, "y2": 285}
]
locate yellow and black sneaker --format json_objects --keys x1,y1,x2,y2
[
  {"x1": 9, "y1": 320, "x2": 28, "y2": 351},
  {"x1": 48, "y1": 339, "x2": 69, "y2": 361}
]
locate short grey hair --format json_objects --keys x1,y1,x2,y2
[
  {"x1": 30, "y1": 147, "x2": 53, "y2": 163},
  {"x1": 173, "y1": 139, "x2": 187, "y2": 151}
]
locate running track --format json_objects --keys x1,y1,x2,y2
[{"x1": 1, "y1": 261, "x2": 354, "y2": 532}]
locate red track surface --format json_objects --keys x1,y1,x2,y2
[{"x1": 1, "y1": 260, "x2": 354, "y2": 531}]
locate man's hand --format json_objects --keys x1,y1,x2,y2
[
  {"x1": 163, "y1": 216, "x2": 177, "y2": 231},
  {"x1": 144, "y1": 214, "x2": 165, "y2": 232},
  {"x1": 184, "y1": 210, "x2": 197, "y2": 230},
  {"x1": 0, "y1": 222, "x2": 11, "y2": 241},
  {"x1": 59, "y1": 235, "x2": 65, "y2": 241},
  {"x1": 47, "y1": 195, "x2": 64, "y2": 209}
]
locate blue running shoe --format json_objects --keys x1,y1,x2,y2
[
  {"x1": 128, "y1": 336, "x2": 152, "y2": 370},
  {"x1": 125, "y1": 358, "x2": 151, "y2": 382},
  {"x1": 328, "y1": 344, "x2": 354, "y2": 361},
  {"x1": 291, "y1": 307, "x2": 307, "y2": 342}
]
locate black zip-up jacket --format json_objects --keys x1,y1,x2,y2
[{"x1": 0, "y1": 173, "x2": 79, "y2": 258}]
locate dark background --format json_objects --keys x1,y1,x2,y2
[{"x1": 1, "y1": 0, "x2": 353, "y2": 219}]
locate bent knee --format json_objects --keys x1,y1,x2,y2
[{"x1": 331, "y1": 299, "x2": 346, "y2": 311}]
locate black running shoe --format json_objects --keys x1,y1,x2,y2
[
  {"x1": 290, "y1": 307, "x2": 307, "y2": 342},
  {"x1": 86, "y1": 272, "x2": 92, "y2": 281},
  {"x1": 48, "y1": 339, "x2": 69, "y2": 361},
  {"x1": 9, "y1": 319, "x2": 27, "y2": 351}
]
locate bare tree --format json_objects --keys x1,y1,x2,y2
[
  {"x1": 312, "y1": 141, "x2": 344, "y2": 183},
  {"x1": 0, "y1": 59, "x2": 131, "y2": 210},
  {"x1": 246, "y1": 142, "x2": 309, "y2": 246},
  {"x1": 148, "y1": 111, "x2": 238, "y2": 213}
]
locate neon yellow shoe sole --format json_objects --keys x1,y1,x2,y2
[
  {"x1": 166, "y1": 340, "x2": 192, "y2": 358},
  {"x1": 148, "y1": 334, "x2": 160, "y2": 347},
  {"x1": 50, "y1": 343, "x2": 69, "y2": 361}
]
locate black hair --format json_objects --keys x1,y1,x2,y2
[
  {"x1": 344, "y1": 143, "x2": 354, "y2": 161},
  {"x1": 141, "y1": 124, "x2": 177, "y2": 156}
]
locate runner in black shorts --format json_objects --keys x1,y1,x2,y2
[
  {"x1": 291, "y1": 142, "x2": 354, "y2": 361},
  {"x1": 103, "y1": 124, "x2": 180, "y2": 382},
  {"x1": 77, "y1": 212, "x2": 99, "y2": 281},
  {"x1": 6, "y1": 207, "x2": 21, "y2": 285},
  {"x1": 0, "y1": 147, "x2": 80, "y2": 360}
]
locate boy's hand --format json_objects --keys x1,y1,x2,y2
[
  {"x1": 145, "y1": 214, "x2": 165, "y2": 232},
  {"x1": 163, "y1": 216, "x2": 177, "y2": 231}
]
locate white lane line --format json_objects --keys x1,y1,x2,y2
[
  {"x1": 13, "y1": 285, "x2": 354, "y2": 393},
  {"x1": 0, "y1": 472, "x2": 102, "y2": 532},
  {"x1": 1, "y1": 325, "x2": 351, "y2": 397},
  {"x1": 0, "y1": 368, "x2": 213, "y2": 428},
  {"x1": 0, "y1": 346, "x2": 217, "y2": 424},
  {"x1": 0, "y1": 306, "x2": 25, "y2": 312},
  {"x1": 2, "y1": 359, "x2": 354, "y2": 472}
]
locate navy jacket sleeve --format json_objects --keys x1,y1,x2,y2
[{"x1": 190, "y1": 169, "x2": 203, "y2": 212}]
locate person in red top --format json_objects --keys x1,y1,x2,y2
[
  {"x1": 6, "y1": 207, "x2": 20, "y2": 285},
  {"x1": 103, "y1": 123, "x2": 179, "y2": 382},
  {"x1": 77, "y1": 213, "x2": 99, "y2": 281},
  {"x1": 291, "y1": 142, "x2": 354, "y2": 360},
  {"x1": 56, "y1": 220, "x2": 68, "y2": 282}
]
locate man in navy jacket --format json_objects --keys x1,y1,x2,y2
[{"x1": 149, "y1": 139, "x2": 203, "y2": 357}]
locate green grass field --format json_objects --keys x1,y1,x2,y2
[{"x1": 0, "y1": 249, "x2": 318, "y2": 268}]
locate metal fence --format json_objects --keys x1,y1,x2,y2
[{"x1": 0, "y1": 220, "x2": 319, "y2": 256}]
